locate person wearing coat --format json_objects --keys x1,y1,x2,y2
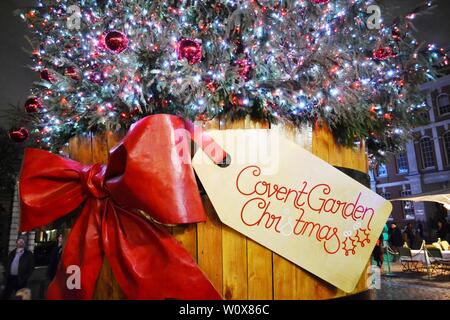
[
  {"x1": 47, "y1": 233, "x2": 63, "y2": 281},
  {"x1": 1, "y1": 236, "x2": 35, "y2": 300}
]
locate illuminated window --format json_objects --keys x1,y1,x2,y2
[
  {"x1": 377, "y1": 164, "x2": 387, "y2": 177},
  {"x1": 420, "y1": 137, "x2": 435, "y2": 168},
  {"x1": 396, "y1": 153, "x2": 408, "y2": 174},
  {"x1": 400, "y1": 189, "x2": 415, "y2": 220}
]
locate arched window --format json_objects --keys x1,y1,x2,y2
[
  {"x1": 420, "y1": 136, "x2": 435, "y2": 168},
  {"x1": 443, "y1": 131, "x2": 450, "y2": 165},
  {"x1": 396, "y1": 153, "x2": 408, "y2": 174},
  {"x1": 437, "y1": 93, "x2": 450, "y2": 115}
]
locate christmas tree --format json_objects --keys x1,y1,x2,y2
[{"x1": 12, "y1": 0, "x2": 448, "y2": 161}]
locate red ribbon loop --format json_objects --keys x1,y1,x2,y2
[{"x1": 19, "y1": 114, "x2": 222, "y2": 300}]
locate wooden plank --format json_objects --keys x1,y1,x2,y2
[
  {"x1": 222, "y1": 224, "x2": 248, "y2": 299},
  {"x1": 362, "y1": 140, "x2": 369, "y2": 173},
  {"x1": 273, "y1": 254, "x2": 298, "y2": 299},
  {"x1": 245, "y1": 116, "x2": 273, "y2": 300},
  {"x1": 106, "y1": 131, "x2": 123, "y2": 150},
  {"x1": 172, "y1": 224, "x2": 198, "y2": 262},
  {"x1": 342, "y1": 146, "x2": 355, "y2": 170},
  {"x1": 92, "y1": 134, "x2": 109, "y2": 164},
  {"x1": 197, "y1": 195, "x2": 223, "y2": 294},
  {"x1": 196, "y1": 117, "x2": 223, "y2": 294},
  {"x1": 69, "y1": 134, "x2": 93, "y2": 164},
  {"x1": 221, "y1": 117, "x2": 248, "y2": 300},
  {"x1": 312, "y1": 125, "x2": 330, "y2": 163},
  {"x1": 327, "y1": 136, "x2": 342, "y2": 167},
  {"x1": 247, "y1": 240, "x2": 273, "y2": 299}
]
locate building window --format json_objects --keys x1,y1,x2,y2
[
  {"x1": 377, "y1": 164, "x2": 387, "y2": 177},
  {"x1": 437, "y1": 93, "x2": 450, "y2": 115},
  {"x1": 420, "y1": 136, "x2": 435, "y2": 169},
  {"x1": 400, "y1": 189, "x2": 415, "y2": 220},
  {"x1": 396, "y1": 153, "x2": 408, "y2": 174},
  {"x1": 443, "y1": 131, "x2": 450, "y2": 165}
]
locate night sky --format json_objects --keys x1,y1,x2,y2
[{"x1": 0, "y1": 0, "x2": 449, "y2": 128}]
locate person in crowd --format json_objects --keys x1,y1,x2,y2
[
  {"x1": 417, "y1": 221, "x2": 424, "y2": 239},
  {"x1": 436, "y1": 221, "x2": 449, "y2": 242},
  {"x1": 388, "y1": 223, "x2": 403, "y2": 250},
  {"x1": 403, "y1": 223, "x2": 415, "y2": 248},
  {"x1": 14, "y1": 288, "x2": 31, "y2": 300},
  {"x1": 1, "y1": 236, "x2": 35, "y2": 300},
  {"x1": 47, "y1": 233, "x2": 64, "y2": 281},
  {"x1": 372, "y1": 233, "x2": 384, "y2": 269}
]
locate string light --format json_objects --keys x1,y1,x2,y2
[{"x1": 17, "y1": 0, "x2": 448, "y2": 160}]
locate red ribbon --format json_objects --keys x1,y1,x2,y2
[{"x1": 19, "y1": 114, "x2": 226, "y2": 300}]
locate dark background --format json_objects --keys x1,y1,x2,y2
[{"x1": 0, "y1": 0, "x2": 449, "y2": 128}]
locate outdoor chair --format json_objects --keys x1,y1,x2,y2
[
  {"x1": 425, "y1": 245, "x2": 450, "y2": 275},
  {"x1": 398, "y1": 247, "x2": 422, "y2": 272},
  {"x1": 440, "y1": 240, "x2": 449, "y2": 251}
]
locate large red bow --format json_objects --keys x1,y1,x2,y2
[{"x1": 19, "y1": 114, "x2": 225, "y2": 300}]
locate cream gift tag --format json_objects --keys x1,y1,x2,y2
[{"x1": 192, "y1": 129, "x2": 392, "y2": 293}]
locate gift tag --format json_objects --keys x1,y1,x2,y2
[{"x1": 192, "y1": 129, "x2": 392, "y2": 293}]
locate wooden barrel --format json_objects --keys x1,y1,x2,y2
[{"x1": 66, "y1": 117, "x2": 369, "y2": 300}]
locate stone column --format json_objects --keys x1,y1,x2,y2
[
  {"x1": 8, "y1": 183, "x2": 20, "y2": 252},
  {"x1": 8, "y1": 182, "x2": 35, "y2": 253}
]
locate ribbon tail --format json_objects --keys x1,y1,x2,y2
[
  {"x1": 102, "y1": 205, "x2": 222, "y2": 300},
  {"x1": 47, "y1": 199, "x2": 104, "y2": 300}
]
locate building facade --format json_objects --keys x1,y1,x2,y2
[{"x1": 371, "y1": 74, "x2": 450, "y2": 241}]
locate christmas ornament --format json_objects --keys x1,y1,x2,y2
[
  {"x1": 203, "y1": 76, "x2": 220, "y2": 92},
  {"x1": 24, "y1": 97, "x2": 42, "y2": 113},
  {"x1": 310, "y1": 0, "x2": 330, "y2": 4},
  {"x1": 373, "y1": 47, "x2": 394, "y2": 61},
  {"x1": 177, "y1": 39, "x2": 202, "y2": 64},
  {"x1": 230, "y1": 93, "x2": 248, "y2": 107},
  {"x1": 104, "y1": 30, "x2": 128, "y2": 53},
  {"x1": 234, "y1": 58, "x2": 253, "y2": 81},
  {"x1": 9, "y1": 127, "x2": 29, "y2": 142},
  {"x1": 40, "y1": 69, "x2": 54, "y2": 82},
  {"x1": 196, "y1": 113, "x2": 209, "y2": 122},
  {"x1": 392, "y1": 27, "x2": 401, "y2": 42},
  {"x1": 65, "y1": 66, "x2": 79, "y2": 80}
]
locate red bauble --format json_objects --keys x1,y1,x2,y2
[
  {"x1": 40, "y1": 69, "x2": 54, "y2": 82},
  {"x1": 65, "y1": 66, "x2": 79, "y2": 80},
  {"x1": 310, "y1": 0, "x2": 330, "y2": 4},
  {"x1": 230, "y1": 93, "x2": 247, "y2": 106},
  {"x1": 392, "y1": 27, "x2": 401, "y2": 42},
  {"x1": 9, "y1": 128, "x2": 29, "y2": 143},
  {"x1": 234, "y1": 58, "x2": 253, "y2": 81},
  {"x1": 104, "y1": 30, "x2": 128, "y2": 53},
  {"x1": 24, "y1": 97, "x2": 42, "y2": 113},
  {"x1": 177, "y1": 39, "x2": 202, "y2": 64},
  {"x1": 373, "y1": 47, "x2": 394, "y2": 61},
  {"x1": 203, "y1": 76, "x2": 220, "y2": 92}
]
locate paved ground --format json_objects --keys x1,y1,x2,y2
[{"x1": 369, "y1": 261, "x2": 450, "y2": 300}]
